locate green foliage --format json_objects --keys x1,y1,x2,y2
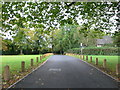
[
  {"x1": 112, "y1": 31, "x2": 120, "y2": 47},
  {"x1": 66, "y1": 47, "x2": 119, "y2": 55},
  {"x1": 2, "y1": 2, "x2": 118, "y2": 32},
  {"x1": 1, "y1": 27, "x2": 52, "y2": 55},
  {"x1": 103, "y1": 43, "x2": 115, "y2": 47},
  {"x1": 1, "y1": 2, "x2": 118, "y2": 55},
  {"x1": 51, "y1": 24, "x2": 105, "y2": 53}
]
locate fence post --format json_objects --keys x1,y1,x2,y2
[
  {"x1": 4, "y1": 65, "x2": 10, "y2": 81},
  {"x1": 116, "y1": 64, "x2": 120, "y2": 76},
  {"x1": 90, "y1": 56, "x2": 92, "y2": 62},
  {"x1": 36, "y1": 57, "x2": 38, "y2": 63},
  {"x1": 21, "y1": 61, "x2": 25, "y2": 72},
  {"x1": 86, "y1": 56, "x2": 88, "y2": 60},
  {"x1": 95, "y1": 58, "x2": 98, "y2": 65},
  {"x1": 31, "y1": 59, "x2": 33, "y2": 66},
  {"x1": 103, "y1": 59, "x2": 107, "y2": 68}
]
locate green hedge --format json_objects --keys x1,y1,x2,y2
[{"x1": 66, "y1": 47, "x2": 119, "y2": 55}]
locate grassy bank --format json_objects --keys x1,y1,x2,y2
[
  {"x1": 67, "y1": 54, "x2": 119, "y2": 74},
  {"x1": 83, "y1": 55, "x2": 118, "y2": 72},
  {"x1": 1, "y1": 55, "x2": 51, "y2": 75},
  {"x1": 1, "y1": 54, "x2": 51, "y2": 88},
  {"x1": 1, "y1": 55, "x2": 44, "y2": 74}
]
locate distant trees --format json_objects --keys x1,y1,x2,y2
[
  {"x1": 112, "y1": 31, "x2": 120, "y2": 47},
  {"x1": 1, "y1": 23, "x2": 119, "y2": 55},
  {"x1": 1, "y1": 2, "x2": 119, "y2": 54},
  {"x1": 0, "y1": 38, "x2": 8, "y2": 51},
  {"x1": 1, "y1": 28, "x2": 51, "y2": 55},
  {"x1": 51, "y1": 24, "x2": 105, "y2": 54}
]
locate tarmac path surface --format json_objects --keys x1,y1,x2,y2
[{"x1": 11, "y1": 55, "x2": 118, "y2": 88}]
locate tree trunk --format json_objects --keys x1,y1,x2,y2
[{"x1": 20, "y1": 49, "x2": 23, "y2": 55}]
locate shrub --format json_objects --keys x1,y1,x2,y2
[{"x1": 66, "y1": 47, "x2": 119, "y2": 55}]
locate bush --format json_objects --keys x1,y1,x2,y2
[
  {"x1": 1, "y1": 49, "x2": 50, "y2": 55},
  {"x1": 66, "y1": 47, "x2": 119, "y2": 55}
]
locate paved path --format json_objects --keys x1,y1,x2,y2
[{"x1": 12, "y1": 55, "x2": 118, "y2": 88}]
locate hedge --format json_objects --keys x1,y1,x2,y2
[{"x1": 66, "y1": 47, "x2": 119, "y2": 55}]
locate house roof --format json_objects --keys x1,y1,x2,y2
[
  {"x1": 97, "y1": 39, "x2": 105, "y2": 44},
  {"x1": 97, "y1": 36, "x2": 113, "y2": 45}
]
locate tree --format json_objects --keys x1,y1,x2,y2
[
  {"x1": 1, "y1": 2, "x2": 119, "y2": 54},
  {"x1": 51, "y1": 24, "x2": 105, "y2": 53},
  {"x1": 2, "y1": 2, "x2": 118, "y2": 34},
  {"x1": 112, "y1": 31, "x2": 120, "y2": 47},
  {"x1": 0, "y1": 38, "x2": 8, "y2": 51},
  {"x1": 13, "y1": 28, "x2": 38, "y2": 54}
]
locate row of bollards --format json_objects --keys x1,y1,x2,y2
[
  {"x1": 81, "y1": 55, "x2": 120, "y2": 76},
  {"x1": 66, "y1": 53, "x2": 120, "y2": 77},
  {"x1": 83, "y1": 56, "x2": 107, "y2": 68},
  {"x1": 3, "y1": 55, "x2": 46, "y2": 81}
]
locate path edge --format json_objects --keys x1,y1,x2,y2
[
  {"x1": 68, "y1": 55, "x2": 120, "y2": 83},
  {"x1": 79, "y1": 57, "x2": 120, "y2": 83},
  {"x1": 7, "y1": 56, "x2": 50, "y2": 89}
]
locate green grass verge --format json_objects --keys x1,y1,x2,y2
[
  {"x1": 69, "y1": 55, "x2": 119, "y2": 72},
  {"x1": 0, "y1": 55, "x2": 50, "y2": 75},
  {"x1": 86, "y1": 55, "x2": 119, "y2": 72}
]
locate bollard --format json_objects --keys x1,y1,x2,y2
[
  {"x1": 86, "y1": 56, "x2": 88, "y2": 60},
  {"x1": 41, "y1": 56, "x2": 43, "y2": 60},
  {"x1": 31, "y1": 59, "x2": 33, "y2": 66},
  {"x1": 83, "y1": 55, "x2": 85, "y2": 60},
  {"x1": 40, "y1": 56, "x2": 41, "y2": 60},
  {"x1": 4, "y1": 65, "x2": 10, "y2": 81},
  {"x1": 36, "y1": 57, "x2": 38, "y2": 63},
  {"x1": 95, "y1": 58, "x2": 98, "y2": 65},
  {"x1": 21, "y1": 61, "x2": 25, "y2": 72},
  {"x1": 116, "y1": 64, "x2": 120, "y2": 76},
  {"x1": 90, "y1": 56, "x2": 92, "y2": 62},
  {"x1": 103, "y1": 59, "x2": 107, "y2": 68},
  {"x1": 80, "y1": 55, "x2": 81, "y2": 59},
  {"x1": 40, "y1": 56, "x2": 42, "y2": 60},
  {"x1": 81, "y1": 55, "x2": 83, "y2": 59}
]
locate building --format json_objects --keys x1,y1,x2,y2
[{"x1": 96, "y1": 36, "x2": 113, "y2": 47}]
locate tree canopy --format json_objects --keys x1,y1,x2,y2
[
  {"x1": 2, "y1": 2, "x2": 119, "y2": 32},
  {"x1": 1, "y1": 1, "x2": 119, "y2": 54}
]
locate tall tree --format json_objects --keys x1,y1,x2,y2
[{"x1": 2, "y1": 2, "x2": 118, "y2": 34}]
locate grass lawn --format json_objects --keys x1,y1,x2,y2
[
  {"x1": 70, "y1": 55, "x2": 119, "y2": 72},
  {"x1": 0, "y1": 55, "x2": 49, "y2": 75},
  {"x1": 86, "y1": 55, "x2": 119, "y2": 72}
]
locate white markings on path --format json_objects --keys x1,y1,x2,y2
[{"x1": 48, "y1": 68, "x2": 61, "y2": 72}]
